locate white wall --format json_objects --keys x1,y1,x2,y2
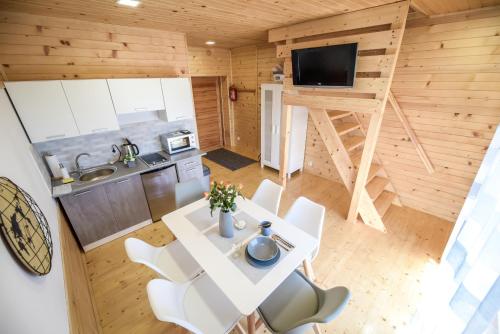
[{"x1": 0, "y1": 89, "x2": 69, "y2": 334}]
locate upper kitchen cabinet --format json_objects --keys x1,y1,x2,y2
[
  {"x1": 62, "y1": 79, "x2": 119, "y2": 135},
  {"x1": 161, "y1": 78, "x2": 195, "y2": 121},
  {"x1": 5, "y1": 80, "x2": 79, "y2": 143},
  {"x1": 107, "y1": 78, "x2": 165, "y2": 115}
]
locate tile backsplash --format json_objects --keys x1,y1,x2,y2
[{"x1": 34, "y1": 119, "x2": 196, "y2": 172}]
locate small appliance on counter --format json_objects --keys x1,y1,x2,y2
[
  {"x1": 122, "y1": 138, "x2": 140, "y2": 168},
  {"x1": 160, "y1": 130, "x2": 196, "y2": 155}
]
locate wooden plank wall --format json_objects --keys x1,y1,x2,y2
[
  {"x1": 58, "y1": 208, "x2": 101, "y2": 334},
  {"x1": 0, "y1": 11, "x2": 189, "y2": 81},
  {"x1": 305, "y1": 12, "x2": 500, "y2": 222},
  {"x1": 230, "y1": 44, "x2": 282, "y2": 159},
  {"x1": 188, "y1": 46, "x2": 231, "y2": 77}
]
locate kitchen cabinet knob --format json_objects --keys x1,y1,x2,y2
[
  {"x1": 92, "y1": 127, "x2": 108, "y2": 133},
  {"x1": 115, "y1": 179, "x2": 130, "y2": 184}
]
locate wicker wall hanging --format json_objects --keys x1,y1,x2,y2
[{"x1": 0, "y1": 177, "x2": 53, "y2": 275}]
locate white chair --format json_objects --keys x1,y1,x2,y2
[
  {"x1": 284, "y1": 196, "x2": 325, "y2": 262},
  {"x1": 125, "y1": 237, "x2": 202, "y2": 283},
  {"x1": 251, "y1": 179, "x2": 283, "y2": 215},
  {"x1": 175, "y1": 178, "x2": 206, "y2": 209},
  {"x1": 147, "y1": 274, "x2": 243, "y2": 334}
]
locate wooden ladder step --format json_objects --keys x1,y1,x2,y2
[
  {"x1": 374, "y1": 191, "x2": 396, "y2": 217},
  {"x1": 336, "y1": 122, "x2": 361, "y2": 136},
  {"x1": 343, "y1": 135, "x2": 365, "y2": 152},
  {"x1": 328, "y1": 111, "x2": 352, "y2": 120},
  {"x1": 350, "y1": 150, "x2": 381, "y2": 182},
  {"x1": 366, "y1": 176, "x2": 390, "y2": 200}
]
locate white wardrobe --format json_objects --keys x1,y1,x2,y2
[{"x1": 260, "y1": 83, "x2": 308, "y2": 178}]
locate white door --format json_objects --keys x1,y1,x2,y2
[
  {"x1": 161, "y1": 78, "x2": 195, "y2": 121},
  {"x1": 271, "y1": 85, "x2": 283, "y2": 169},
  {"x1": 62, "y1": 79, "x2": 120, "y2": 135},
  {"x1": 5, "y1": 81, "x2": 79, "y2": 143},
  {"x1": 107, "y1": 78, "x2": 165, "y2": 114}
]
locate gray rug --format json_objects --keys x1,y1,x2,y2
[{"x1": 205, "y1": 148, "x2": 256, "y2": 171}]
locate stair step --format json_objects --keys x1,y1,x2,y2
[
  {"x1": 328, "y1": 111, "x2": 352, "y2": 120},
  {"x1": 368, "y1": 163, "x2": 382, "y2": 183},
  {"x1": 366, "y1": 176, "x2": 390, "y2": 200},
  {"x1": 374, "y1": 191, "x2": 396, "y2": 217},
  {"x1": 343, "y1": 135, "x2": 365, "y2": 151},
  {"x1": 336, "y1": 122, "x2": 361, "y2": 136}
]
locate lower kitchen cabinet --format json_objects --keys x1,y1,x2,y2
[
  {"x1": 104, "y1": 176, "x2": 151, "y2": 230},
  {"x1": 60, "y1": 174, "x2": 151, "y2": 250}
]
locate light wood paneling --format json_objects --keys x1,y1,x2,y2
[
  {"x1": 307, "y1": 11, "x2": 500, "y2": 222},
  {"x1": 0, "y1": 11, "x2": 188, "y2": 81},
  {"x1": 228, "y1": 44, "x2": 282, "y2": 160},
  {"x1": 85, "y1": 159, "x2": 453, "y2": 334},
  {"x1": 0, "y1": 0, "x2": 404, "y2": 48},
  {"x1": 192, "y1": 77, "x2": 223, "y2": 151},
  {"x1": 410, "y1": 0, "x2": 500, "y2": 15},
  {"x1": 188, "y1": 46, "x2": 230, "y2": 77},
  {"x1": 59, "y1": 208, "x2": 101, "y2": 334}
]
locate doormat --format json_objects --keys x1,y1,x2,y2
[{"x1": 205, "y1": 149, "x2": 256, "y2": 171}]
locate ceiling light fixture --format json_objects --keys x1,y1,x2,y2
[
  {"x1": 205, "y1": 40, "x2": 216, "y2": 46},
  {"x1": 117, "y1": 0, "x2": 140, "y2": 7}
]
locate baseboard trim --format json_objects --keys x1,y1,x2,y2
[{"x1": 83, "y1": 219, "x2": 152, "y2": 252}]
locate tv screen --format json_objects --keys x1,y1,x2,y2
[{"x1": 292, "y1": 43, "x2": 358, "y2": 87}]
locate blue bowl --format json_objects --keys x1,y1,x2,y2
[{"x1": 246, "y1": 236, "x2": 279, "y2": 261}]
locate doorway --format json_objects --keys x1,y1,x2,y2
[{"x1": 191, "y1": 77, "x2": 226, "y2": 152}]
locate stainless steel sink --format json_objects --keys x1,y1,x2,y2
[{"x1": 78, "y1": 166, "x2": 117, "y2": 182}]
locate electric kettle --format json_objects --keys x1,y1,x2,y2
[{"x1": 122, "y1": 138, "x2": 140, "y2": 167}]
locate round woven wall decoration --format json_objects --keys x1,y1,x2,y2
[{"x1": 0, "y1": 177, "x2": 53, "y2": 275}]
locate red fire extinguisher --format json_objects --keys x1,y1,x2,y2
[{"x1": 229, "y1": 85, "x2": 237, "y2": 102}]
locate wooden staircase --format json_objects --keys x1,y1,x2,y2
[{"x1": 310, "y1": 109, "x2": 399, "y2": 231}]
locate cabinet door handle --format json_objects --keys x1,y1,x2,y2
[
  {"x1": 134, "y1": 107, "x2": 147, "y2": 111},
  {"x1": 185, "y1": 167, "x2": 199, "y2": 172},
  {"x1": 184, "y1": 161, "x2": 197, "y2": 166},
  {"x1": 115, "y1": 178, "x2": 130, "y2": 184},
  {"x1": 92, "y1": 127, "x2": 108, "y2": 133},
  {"x1": 46, "y1": 134, "x2": 65, "y2": 140},
  {"x1": 176, "y1": 116, "x2": 185, "y2": 120},
  {"x1": 73, "y1": 190, "x2": 92, "y2": 197}
]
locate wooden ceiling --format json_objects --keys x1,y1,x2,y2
[{"x1": 0, "y1": 0, "x2": 499, "y2": 48}]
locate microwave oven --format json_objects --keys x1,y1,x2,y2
[{"x1": 160, "y1": 130, "x2": 197, "y2": 154}]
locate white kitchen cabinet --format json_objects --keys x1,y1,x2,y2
[
  {"x1": 161, "y1": 78, "x2": 195, "y2": 121},
  {"x1": 107, "y1": 78, "x2": 165, "y2": 115},
  {"x1": 62, "y1": 79, "x2": 119, "y2": 135},
  {"x1": 5, "y1": 80, "x2": 79, "y2": 143},
  {"x1": 260, "y1": 83, "x2": 308, "y2": 178}
]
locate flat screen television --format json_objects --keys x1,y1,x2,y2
[{"x1": 291, "y1": 43, "x2": 358, "y2": 87}]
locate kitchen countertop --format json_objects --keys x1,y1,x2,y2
[{"x1": 52, "y1": 148, "x2": 206, "y2": 198}]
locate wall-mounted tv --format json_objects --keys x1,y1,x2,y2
[{"x1": 291, "y1": 43, "x2": 358, "y2": 88}]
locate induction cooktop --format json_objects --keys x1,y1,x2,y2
[{"x1": 139, "y1": 152, "x2": 170, "y2": 167}]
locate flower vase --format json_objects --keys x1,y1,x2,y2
[{"x1": 219, "y1": 210, "x2": 234, "y2": 238}]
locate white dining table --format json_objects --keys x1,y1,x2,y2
[{"x1": 162, "y1": 196, "x2": 318, "y2": 334}]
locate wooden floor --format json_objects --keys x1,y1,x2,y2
[{"x1": 85, "y1": 159, "x2": 453, "y2": 333}]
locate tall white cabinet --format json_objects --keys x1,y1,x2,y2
[{"x1": 260, "y1": 83, "x2": 308, "y2": 178}]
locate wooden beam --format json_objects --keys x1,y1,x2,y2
[
  {"x1": 309, "y1": 109, "x2": 356, "y2": 190},
  {"x1": 284, "y1": 94, "x2": 380, "y2": 113},
  {"x1": 279, "y1": 104, "x2": 292, "y2": 187},
  {"x1": 388, "y1": 91, "x2": 435, "y2": 174},
  {"x1": 409, "y1": 0, "x2": 431, "y2": 16},
  {"x1": 268, "y1": 1, "x2": 408, "y2": 42}
]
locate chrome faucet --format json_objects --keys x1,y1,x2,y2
[{"x1": 75, "y1": 153, "x2": 91, "y2": 174}]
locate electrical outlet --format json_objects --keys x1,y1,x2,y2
[
  {"x1": 308, "y1": 161, "x2": 313, "y2": 167},
  {"x1": 237, "y1": 136, "x2": 240, "y2": 141}
]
